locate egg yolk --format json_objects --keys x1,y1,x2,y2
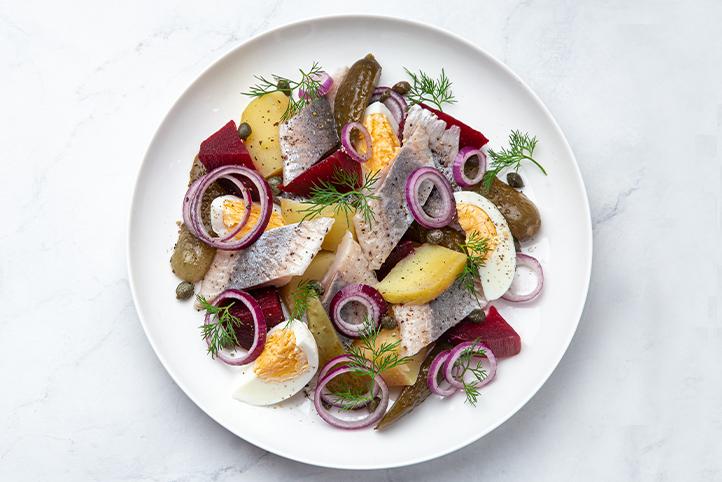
[
  {"x1": 222, "y1": 199, "x2": 284, "y2": 239},
  {"x1": 253, "y1": 329, "x2": 309, "y2": 382},
  {"x1": 359, "y1": 113, "x2": 400, "y2": 174},
  {"x1": 456, "y1": 202, "x2": 498, "y2": 262}
]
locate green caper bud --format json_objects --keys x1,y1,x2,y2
[
  {"x1": 425, "y1": 229, "x2": 445, "y2": 245},
  {"x1": 367, "y1": 396, "x2": 381, "y2": 413},
  {"x1": 379, "y1": 89, "x2": 391, "y2": 102},
  {"x1": 237, "y1": 122, "x2": 252, "y2": 140},
  {"x1": 380, "y1": 313, "x2": 397, "y2": 330},
  {"x1": 467, "y1": 309, "x2": 486, "y2": 324},
  {"x1": 276, "y1": 79, "x2": 291, "y2": 96},
  {"x1": 513, "y1": 236, "x2": 522, "y2": 252},
  {"x1": 267, "y1": 175, "x2": 282, "y2": 197},
  {"x1": 175, "y1": 281, "x2": 194, "y2": 300},
  {"x1": 308, "y1": 280, "x2": 324, "y2": 297},
  {"x1": 506, "y1": 172, "x2": 524, "y2": 188},
  {"x1": 392, "y1": 81, "x2": 411, "y2": 95}
]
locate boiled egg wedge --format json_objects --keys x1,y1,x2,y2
[
  {"x1": 360, "y1": 101, "x2": 400, "y2": 174},
  {"x1": 232, "y1": 319, "x2": 319, "y2": 406},
  {"x1": 454, "y1": 191, "x2": 516, "y2": 300},
  {"x1": 210, "y1": 194, "x2": 284, "y2": 239}
]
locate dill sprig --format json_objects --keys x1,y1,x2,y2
[
  {"x1": 242, "y1": 61, "x2": 325, "y2": 121},
  {"x1": 330, "y1": 319, "x2": 414, "y2": 410},
  {"x1": 197, "y1": 295, "x2": 241, "y2": 358},
  {"x1": 299, "y1": 169, "x2": 380, "y2": 226},
  {"x1": 457, "y1": 231, "x2": 490, "y2": 303},
  {"x1": 288, "y1": 280, "x2": 322, "y2": 322},
  {"x1": 482, "y1": 130, "x2": 546, "y2": 191},
  {"x1": 455, "y1": 341, "x2": 489, "y2": 406},
  {"x1": 404, "y1": 67, "x2": 457, "y2": 111}
]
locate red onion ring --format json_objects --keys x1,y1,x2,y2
[
  {"x1": 452, "y1": 146, "x2": 487, "y2": 187},
  {"x1": 329, "y1": 284, "x2": 387, "y2": 338},
  {"x1": 427, "y1": 350, "x2": 458, "y2": 397},
  {"x1": 317, "y1": 355, "x2": 378, "y2": 409},
  {"x1": 370, "y1": 86, "x2": 407, "y2": 127},
  {"x1": 405, "y1": 167, "x2": 454, "y2": 228},
  {"x1": 298, "y1": 71, "x2": 333, "y2": 100},
  {"x1": 182, "y1": 165, "x2": 272, "y2": 250},
  {"x1": 313, "y1": 365, "x2": 389, "y2": 430},
  {"x1": 502, "y1": 253, "x2": 544, "y2": 302},
  {"x1": 340, "y1": 122, "x2": 372, "y2": 163},
  {"x1": 203, "y1": 289, "x2": 266, "y2": 366},
  {"x1": 443, "y1": 341, "x2": 497, "y2": 390}
]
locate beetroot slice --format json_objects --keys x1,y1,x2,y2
[
  {"x1": 377, "y1": 240, "x2": 420, "y2": 281},
  {"x1": 280, "y1": 149, "x2": 362, "y2": 197},
  {"x1": 198, "y1": 120, "x2": 255, "y2": 171},
  {"x1": 228, "y1": 287, "x2": 284, "y2": 350},
  {"x1": 444, "y1": 305, "x2": 521, "y2": 357},
  {"x1": 419, "y1": 104, "x2": 489, "y2": 149}
]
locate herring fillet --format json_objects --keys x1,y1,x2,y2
[
  {"x1": 198, "y1": 218, "x2": 334, "y2": 304},
  {"x1": 352, "y1": 128, "x2": 435, "y2": 270},
  {"x1": 393, "y1": 278, "x2": 482, "y2": 356},
  {"x1": 279, "y1": 97, "x2": 339, "y2": 185},
  {"x1": 320, "y1": 231, "x2": 377, "y2": 310}
]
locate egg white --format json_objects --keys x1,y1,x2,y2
[
  {"x1": 363, "y1": 101, "x2": 399, "y2": 135},
  {"x1": 232, "y1": 319, "x2": 319, "y2": 406},
  {"x1": 454, "y1": 191, "x2": 517, "y2": 300},
  {"x1": 209, "y1": 194, "x2": 280, "y2": 238}
]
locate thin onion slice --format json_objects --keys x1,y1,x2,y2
[
  {"x1": 427, "y1": 350, "x2": 457, "y2": 397},
  {"x1": 405, "y1": 167, "x2": 454, "y2": 228},
  {"x1": 317, "y1": 355, "x2": 377, "y2": 409},
  {"x1": 452, "y1": 146, "x2": 487, "y2": 187},
  {"x1": 203, "y1": 289, "x2": 266, "y2": 366},
  {"x1": 182, "y1": 165, "x2": 272, "y2": 250},
  {"x1": 502, "y1": 253, "x2": 544, "y2": 302},
  {"x1": 370, "y1": 86, "x2": 407, "y2": 127},
  {"x1": 314, "y1": 365, "x2": 389, "y2": 430},
  {"x1": 443, "y1": 341, "x2": 497, "y2": 390},
  {"x1": 340, "y1": 122, "x2": 372, "y2": 163},
  {"x1": 329, "y1": 284, "x2": 387, "y2": 338},
  {"x1": 299, "y1": 71, "x2": 333, "y2": 99}
]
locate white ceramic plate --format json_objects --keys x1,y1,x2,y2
[{"x1": 128, "y1": 15, "x2": 592, "y2": 469}]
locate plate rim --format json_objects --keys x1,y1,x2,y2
[{"x1": 127, "y1": 13, "x2": 593, "y2": 470}]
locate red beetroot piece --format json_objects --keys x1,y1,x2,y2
[
  {"x1": 444, "y1": 305, "x2": 521, "y2": 357},
  {"x1": 420, "y1": 104, "x2": 489, "y2": 149},
  {"x1": 228, "y1": 287, "x2": 284, "y2": 350},
  {"x1": 377, "y1": 240, "x2": 420, "y2": 281},
  {"x1": 199, "y1": 120, "x2": 255, "y2": 171},
  {"x1": 280, "y1": 149, "x2": 361, "y2": 197}
]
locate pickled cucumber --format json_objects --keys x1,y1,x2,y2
[{"x1": 333, "y1": 54, "x2": 381, "y2": 136}]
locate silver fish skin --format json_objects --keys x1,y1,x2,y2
[
  {"x1": 320, "y1": 231, "x2": 377, "y2": 310},
  {"x1": 280, "y1": 97, "x2": 339, "y2": 185},
  {"x1": 352, "y1": 127, "x2": 435, "y2": 270},
  {"x1": 393, "y1": 278, "x2": 485, "y2": 356},
  {"x1": 198, "y1": 218, "x2": 334, "y2": 305}
]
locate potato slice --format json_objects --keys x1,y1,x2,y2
[
  {"x1": 241, "y1": 92, "x2": 289, "y2": 177},
  {"x1": 376, "y1": 243, "x2": 467, "y2": 304},
  {"x1": 280, "y1": 250, "x2": 336, "y2": 310},
  {"x1": 352, "y1": 327, "x2": 428, "y2": 386},
  {"x1": 280, "y1": 197, "x2": 355, "y2": 251}
]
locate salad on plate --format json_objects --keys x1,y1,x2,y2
[{"x1": 170, "y1": 53, "x2": 546, "y2": 430}]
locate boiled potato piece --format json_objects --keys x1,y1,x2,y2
[
  {"x1": 241, "y1": 92, "x2": 289, "y2": 177},
  {"x1": 280, "y1": 250, "x2": 336, "y2": 310},
  {"x1": 307, "y1": 296, "x2": 345, "y2": 368},
  {"x1": 376, "y1": 243, "x2": 467, "y2": 304},
  {"x1": 280, "y1": 197, "x2": 355, "y2": 251},
  {"x1": 352, "y1": 328, "x2": 428, "y2": 386}
]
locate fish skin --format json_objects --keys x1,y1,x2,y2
[
  {"x1": 393, "y1": 278, "x2": 485, "y2": 356},
  {"x1": 320, "y1": 231, "x2": 377, "y2": 310},
  {"x1": 198, "y1": 218, "x2": 334, "y2": 305},
  {"x1": 280, "y1": 97, "x2": 339, "y2": 185},
  {"x1": 352, "y1": 127, "x2": 435, "y2": 270}
]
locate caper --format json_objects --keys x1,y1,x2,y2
[
  {"x1": 367, "y1": 396, "x2": 381, "y2": 413},
  {"x1": 392, "y1": 81, "x2": 411, "y2": 95},
  {"x1": 267, "y1": 176, "x2": 283, "y2": 197},
  {"x1": 237, "y1": 122, "x2": 252, "y2": 140},
  {"x1": 379, "y1": 89, "x2": 391, "y2": 102},
  {"x1": 467, "y1": 309, "x2": 486, "y2": 324},
  {"x1": 380, "y1": 313, "x2": 397, "y2": 330},
  {"x1": 513, "y1": 236, "x2": 522, "y2": 252},
  {"x1": 425, "y1": 229, "x2": 445, "y2": 245},
  {"x1": 308, "y1": 280, "x2": 324, "y2": 297},
  {"x1": 277, "y1": 79, "x2": 291, "y2": 96},
  {"x1": 506, "y1": 172, "x2": 524, "y2": 188},
  {"x1": 175, "y1": 281, "x2": 194, "y2": 300}
]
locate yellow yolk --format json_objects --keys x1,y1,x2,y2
[
  {"x1": 359, "y1": 113, "x2": 400, "y2": 174},
  {"x1": 222, "y1": 199, "x2": 284, "y2": 239},
  {"x1": 456, "y1": 202, "x2": 498, "y2": 262},
  {"x1": 253, "y1": 329, "x2": 309, "y2": 382}
]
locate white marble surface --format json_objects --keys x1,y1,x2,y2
[{"x1": 1, "y1": 0, "x2": 720, "y2": 480}]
